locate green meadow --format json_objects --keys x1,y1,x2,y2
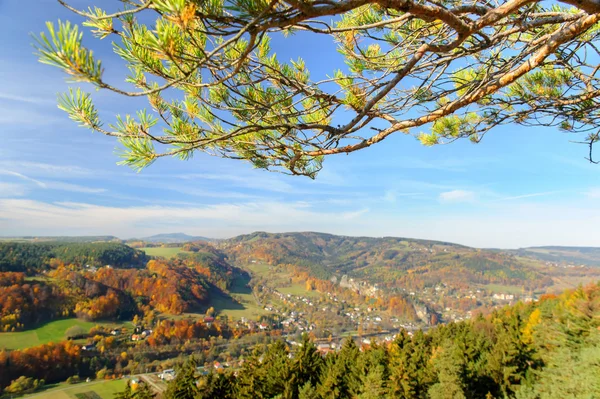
[
  {"x1": 139, "y1": 247, "x2": 186, "y2": 258},
  {"x1": 22, "y1": 379, "x2": 127, "y2": 399},
  {"x1": 0, "y1": 319, "x2": 126, "y2": 350}
]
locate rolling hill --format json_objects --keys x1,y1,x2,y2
[
  {"x1": 220, "y1": 231, "x2": 600, "y2": 294},
  {"x1": 510, "y1": 246, "x2": 600, "y2": 267}
]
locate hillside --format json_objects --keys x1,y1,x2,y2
[
  {"x1": 0, "y1": 242, "x2": 148, "y2": 273},
  {"x1": 511, "y1": 246, "x2": 600, "y2": 267},
  {"x1": 0, "y1": 242, "x2": 241, "y2": 332},
  {"x1": 221, "y1": 231, "x2": 548, "y2": 285},
  {"x1": 220, "y1": 231, "x2": 600, "y2": 323}
]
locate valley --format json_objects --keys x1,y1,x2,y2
[{"x1": 1, "y1": 232, "x2": 599, "y2": 398}]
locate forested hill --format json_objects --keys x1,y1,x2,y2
[
  {"x1": 509, "y1": 246, "x2": 600, "y2": 267},
  {"x1": 222, "y1": 231, "x2": 468, "y2": 275},
  {"x1": 220, "y1": 232, "x2": 600, "y2": 297},
  {"x1": 0, "y1": 242, "x2": 148, "y2": 273},
  {"x1": 223, "y1": 232, "x2": 600, "y2": 268},
  {"x1": 221, "y1": 231, "x2": 536, "y2": 278}
]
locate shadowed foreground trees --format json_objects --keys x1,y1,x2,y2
[{"x1": 35, "y1": 0, "x2": 600, "y2": 177}]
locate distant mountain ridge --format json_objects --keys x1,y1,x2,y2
[
  {"x1": 0, "y1": 235, "x2": 121, "y2": 243},
  {"x1": 510, "y1": 246, "x2": 600, "y2": 266},
  {"x1": 140, "y1": 233, "x2": 214, "y2": 243}
]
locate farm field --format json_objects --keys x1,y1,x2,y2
[
  {"x1": 139, "y1": 246, "x2": 187, "y2": 258},
  {"x1": 22, "y1": 378, "x2": 127, "y2": 399},
  {"x1": 0, "y1": 319, "x2": 127, "y2": 350}
]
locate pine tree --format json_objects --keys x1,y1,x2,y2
[
  {"x1": 262, "y1": 340, "x2": 293, "y2": 398},
  {"x1": 198, "y1": 372, "x2": 234, "y2": 399},
  {"x1": 318, "y1": 338, "x2": 360, "y2": 399},
  {"x1": 290, "y1": 334, "x2": 324, "y2": 394},
  {"x1": 164, "y1": 358, "x2": 200, "y2": 399},
  {"x1": 357, "y1": 364, "x2": 387, "y2": 399},
  {"x1": 234, "y1": 350, "x2": 268, "y2": 399},
  {"x1": 298, "y1": 382, "x2": 318, "y2": 399},
  {"x1": 388, "y1": 331, "x2": 418, "y2": 399},
  {"x1": 488, "y1": 313, "x2": 534, "y2": 397},
  {"x1": 428, "y1": 341, "x2": 467, "y2": 399},
  {"x1": 318, "y1": 355, "x2": 345, "y2": 399},
  {"x1": 38, "y1": 0, "x2": 600, "y2": 176}
]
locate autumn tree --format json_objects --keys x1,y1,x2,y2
[{"x1": 35, "y1": 0, "x2": 600, "y2": 178}]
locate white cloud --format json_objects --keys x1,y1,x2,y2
[
  {"x1": 0, "y1": 199, "x2": 371, "y2": 238},
  {"x1": 439, "y1": 190, "x2": 476, "y2": 203},
  {"x1": 0, "y1": 183, "x2": 29, "y2": 197},
  {"x1": 1, "y1": 199, "x2": 599, "y2": 248},
  {"x1": 587, "y1": 188, "x2": 600, "y2": 198}
]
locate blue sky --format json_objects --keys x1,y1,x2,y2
[{"x1": 0, "y1": 0, "x2": 599, "y2": 248}]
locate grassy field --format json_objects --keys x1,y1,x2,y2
[
  {"x1": 279, "y1": 283, "x2": 320, "y2": 298},
  {"x1": 139, "y1": 247, "x2": 187, "y2": 258},
  {"x1": 0, "y1": 319, "x2": 127, "y2": 350},
  {"x1": 23, "y1": 379, "x2": 127, "y2": 399},
  {"x1": 210, "y1": 273, "x2": 269, "y2": 320},
  {"x1": 244, "y1": 262, "x2": 320, "y2": 298},
  {"x1": 481, "y1": 284, "x2": 524, "y2": 295}
]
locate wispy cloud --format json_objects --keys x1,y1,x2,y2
[
  {"x1": 365, "y1": 156, "x2": 496, "y2": 172},
  {"x1": 1, "y1": 171, "x2": 46, "y2": 187},
  {"x1": 439, "y1": 190, "x2": 476, "y2": 203},
  {"x1": 0, "y1": 170, "x2": 106, "y2": 194},
  {"x1": 0, "y1": 199, "x2": 373, "y2": 238},
  {"x1": 46, "y1": 182, "x2": 107, "y2": 194},
  {"x1": 169, "y1": 172, "x2": 295, "y2": 193},
  {"x1": 0, "y1": 107, "x2": 63, "y2": 126},
  {"x1": 3, "y1": 198, "x2": 599, "y2": 248},
  {"x1": 382, "y1": 190, "x2": 423, "y2": 203},
  {"x1": 0, "y1": 92, "x2": 55, "y2": 105},
  {"x1": 587, "y1": 188, "x2": 600, "y2": 198},
  {"x1": 493, "y1": 191, "x2": 559, "y2": 202},
  {"x1": 0, "y1": 161, "x2": 96, "y2": 178},
  {"x1": 0, "y1": 183, "x2": 29, "y2": 197},
  {"x1": 341, "y1": 208, "x2": 370, "y2": 220}
]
